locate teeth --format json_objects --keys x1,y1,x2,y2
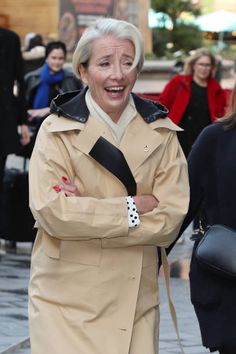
[{"x1": 106, "y1": 86, "x2": 124, "y2": 92}]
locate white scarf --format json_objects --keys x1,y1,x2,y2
[{"x1": 85, "y1": 90, "x2": 137, "y2": 144}]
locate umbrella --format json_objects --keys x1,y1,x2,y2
[
  {"x1": 195, "y1": 10, "x2": 236, "y2": 32},
  {"x1": 195, "y1": 10, "x2": 236, "y2": 52}
]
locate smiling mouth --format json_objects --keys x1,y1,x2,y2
[{"x1": 105, "y1": 86, "x2": 125, "y2": 93}]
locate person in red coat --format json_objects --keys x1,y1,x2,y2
[{"x1": 158, "y1": 48, "x2": 226, "y2": 157}]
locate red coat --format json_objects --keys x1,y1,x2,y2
[{"x1": 158, "y1": 75, "x2": 226, "y2": 125}]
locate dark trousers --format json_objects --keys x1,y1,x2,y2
[
  {"x1": 0, "y1": 154, "x2": 17, "y2": 249},
  {"x1": 0, "y1": 155, "x2": 7, "y2": 193}
]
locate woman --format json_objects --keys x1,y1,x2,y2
[
  {"x1": 28, "y1": 18, "x2": 189, "y2": 354},
  {"x1": 158, "y1": 48, "x2": 226, "y2": 157},
  {"x1": 25, "y1": 40, "x2": 83, "y2": 125},
  {"x1": 23, "y1": 40, "x2": 83, "y2": 156},
  {"x1": 177, "y1": 84, "x2": 236, "y2": 353}
]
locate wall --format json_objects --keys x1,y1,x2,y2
[
  {"x1": 137, "y1": 0, "x2": 152, "y2": 54},
  {"x1": 0, "y1": 0, "x2": 58, "y2": 44}
]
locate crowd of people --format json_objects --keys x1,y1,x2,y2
[{"x1": 0, "y1": 18, "x2": 236, "y2": 354}]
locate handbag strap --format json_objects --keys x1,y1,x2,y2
[{"x1": 161, "y1": 247, "x2": 185, "y2": 354}]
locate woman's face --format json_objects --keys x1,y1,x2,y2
[
  {"x1": 79, "y1": 36, "x2": 138, "y2": 122},
  {"x1": 193, "y1": 55, "x2": 212, "y2": 82},
  {"x1": 46, "y1": 48, "x2": 65, "y2": 73}
]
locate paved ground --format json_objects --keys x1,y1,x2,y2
[{"x1": 0, "y1": 227, "x2": 210, "y2": 354}]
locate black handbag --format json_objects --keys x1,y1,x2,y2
[
  {"x1": 195, "y1": 224, "x2": 236, "y2": 279},
  {"x1": 0, "y1": 158, "x2": 36, "y2": 242}
]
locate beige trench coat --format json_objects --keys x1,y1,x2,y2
[{"x1": 28, "y1": 111, "x2": 189, "y2": 354}]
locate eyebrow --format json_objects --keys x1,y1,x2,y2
[{"x1": 97, "y1": 53, "x2": 134, "y2": 60}]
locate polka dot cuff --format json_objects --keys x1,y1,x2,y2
[{"x1": 125, "y1": 196, "x2": 140, "y2": 228}]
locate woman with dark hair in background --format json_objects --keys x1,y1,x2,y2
[
  {"x1": 23, "y1": 40, "x2": 83, "y2": 155},
  {"x1": 25, "y1": 40, "x2": 83, "y2": 122}
]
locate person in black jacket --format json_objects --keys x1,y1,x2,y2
[
  {"x1": 0, "y1": 27, "x2": 30, "y2": 192},
  {"x1": 25, "y1": 41, "x2": 83, "y2": 123},
  {"x1": 23, "y1": 41, "x2": 83, "y2": 156},
  {"x1": 169, "y1": 84, "x2": 236, "y2": 354}
]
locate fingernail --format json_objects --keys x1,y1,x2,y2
[
  {"x1": 53, "y1": 185, "x2": 61, "y2": 193},
  {"x1": 62, "y1": 176, "x2": 68, "y2": 182},
  {"x1": 64, "y1": 193, "x2": 68, "y2": 197}
]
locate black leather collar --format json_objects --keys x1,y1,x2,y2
[{"x1": 50, "y1": 87, "x2": 169, "y2": 124}]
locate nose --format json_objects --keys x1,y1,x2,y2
[{"x1": 111, "y1": 62, "x2": 124, "y2": 80}]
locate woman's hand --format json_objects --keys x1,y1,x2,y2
[
  {"x1": 133, "y1": 195, "x2": 159, "y2": 215},
  {"x1": 20, "y1": 124, "x2": 31, "y2": 145},
  {"x1": 53, "y1": 176, "x2": 80, "y2": 197},
  {"x1": 27, "y1": 107, "x2": 50, "y2": 120}
]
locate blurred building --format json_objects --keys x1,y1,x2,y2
[
  {"x1": 0, "y1": 0, "x2": 152, "y2": 54},
  {"x1": 0, "y1": 0, "x2": 58, "y2": 42}
]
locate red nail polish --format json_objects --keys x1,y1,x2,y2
[
  {"x1": 62, "y1": 176, "x2": 68, "y2": 182},
  {"x1": 53, "y1": 185, "x2": 61, "y2": 192}
]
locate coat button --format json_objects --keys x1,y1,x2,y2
[{"x1": 144, "y1": 145, "x2": 149, "y2": 152}]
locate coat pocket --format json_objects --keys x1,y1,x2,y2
[{"x1": 42, "y1": 231, "x2": 102, "y2": 266}]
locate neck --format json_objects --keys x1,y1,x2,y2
[
  {"x1": 110, "y1": 114, "x2": 121, "y2": 123},
  {"x1": 193, "y1": 76, "x2": 208, "y2": 87}
]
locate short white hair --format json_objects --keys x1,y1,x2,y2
[{"x1": 72, "y1": 18, "x2": 144, "y2": 79}]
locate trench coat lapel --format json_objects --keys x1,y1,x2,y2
[
  {"x1": 48, "y1": 113, "x2": 116, "y2": 155},
  {"x1": 120, "y1": 115, "x2": 182, "y2": 172},
  {"x1": 72, "y1": 116, "x2": 136, "y2": 195},
  {"x1": 119, "y1": 115, "x2": 164, "y2": 172},
  {"x1": 70, "y1": 114, "x2": 116, "y2": 154},
  {"x1": 73, "y1": 114, "x2": 164, "y2": 174}
]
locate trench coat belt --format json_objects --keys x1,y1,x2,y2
[{"x1": 161, "y1": 248, "x2": 185, "y2": 354}]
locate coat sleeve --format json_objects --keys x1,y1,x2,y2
[
  {"x1": 208, "y1": 79, "x2": 226, "y2": 120},
  {"x1": 166, "y1": 126, "x2": 213, "y2": 254},
  {"x1": 29, "y1": 121, "x2": 129, "y2": 241},
  {"x1": 102, "y1": 130, "x2": 190, "y2": 248},
  {"x1": 158, "y1": 75, "x2": 180, "y2": 110}
]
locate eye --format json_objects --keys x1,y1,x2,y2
[
  {"x1": 124, "y1": 61, "x2": 133, "y2": 66},
  {"x1": 99, "y1": 61, "x2": 110, "y2": 67},
  {"x1": 122, "y1": 58, "x2": 134, "y2": 67}
]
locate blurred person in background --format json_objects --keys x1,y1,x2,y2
[
  {"x1": 0, "y1": 27, "x2": 30, "y2": 192},
  {"x1": 158, "y1": 48, "x2": 226, "y2": 235},
  {"x1": 25, "y1": 40, "x2": 83, "y2": 122},
  {"x1": 22, "y1": 33, "x2": 46, "y2": 74},
  {"x1": 23, "y1": 40, "x2": 83, "y2": 155},
  {"x1": 158, "y1": 47, "x2": 226, "y2": 158}
]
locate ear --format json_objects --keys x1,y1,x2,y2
[{"x1": 78, "y1": 64, "x2": 88, "y2": 85}]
